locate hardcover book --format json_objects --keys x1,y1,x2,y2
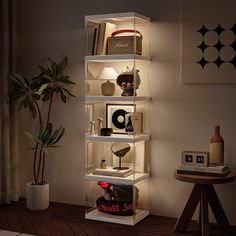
[{"x1": 177, "y1": 164, "x2": 230, "y2": 177}]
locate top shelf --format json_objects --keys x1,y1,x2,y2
[
  {"x1": 85, "y1": 54, "x2": 151, "y2": 62},
  {"x1": 85, "y1": 12, "x2": 150, "y2": 24}
]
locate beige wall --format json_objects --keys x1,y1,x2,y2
[{"x1": 15, "y1": 0, "x2": 236, "y2": 224}]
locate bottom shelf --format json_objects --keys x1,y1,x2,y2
[{"x1": 85, "y1": 208, "x2": 149, "y2": 225}]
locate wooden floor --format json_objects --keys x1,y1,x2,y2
[{"x1": 0, "y1": 199, "x2": 235, "y2": 236}]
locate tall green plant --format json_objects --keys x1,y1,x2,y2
[{"x1": 8, "y1": 57, "x2": 76, "y2": 185}]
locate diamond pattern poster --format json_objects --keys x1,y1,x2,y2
[{"x1": 182, "y1": 0, "x2": 236, "y2": 83}]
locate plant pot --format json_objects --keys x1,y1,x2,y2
[{"x1": 26, "y1": 182, "x2": 49, "y2": 211}]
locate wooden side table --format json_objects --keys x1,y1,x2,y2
[{"x1": 174, "y1": 171, "x2": 235, "y2": 236}]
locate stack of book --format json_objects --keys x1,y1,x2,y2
[
  {"x1": 86, "y1": 22, "x2": 116, "y2": 55},
  {"x1": 93, "y1": 166, "x2": 133, "y2": 177},
  {"x1": 177, "y1": 165, "x2": 230, "y2": 177}
]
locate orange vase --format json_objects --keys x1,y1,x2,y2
[{"x1": 209, "y1": 126, "x2": 224, "y2": 166}]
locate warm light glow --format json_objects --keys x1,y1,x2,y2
[{"x1": 97, "y1": 67, "x2": 118, "y2": 80}]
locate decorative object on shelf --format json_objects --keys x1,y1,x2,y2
[
  {"x1": 181, "y1": 150, "x2": 209, "y2": 167},
  {"x1": 106, "y1": 104, "x2": 134, "y2": 134},
  {"x1": 209, "y1": 125, "x2": 224, "y2": 166},
  {"x1": 116, "y1": 67, "x2": 141, "y2": 96},
  {"x1": 101, "y1": 80, "x2": 116, "y2": 96},
  {"x1": 112, "y1": 143, "x2": 130, "y2": 170},
  {"x1": 107, "y1": 29, "x2": 143, "y2": 55},
  {"x1": 97, "y1": 182, "x2": 138, "y2": 216},
  {"x1": 97, "y1": 118, "x2": 103, "y2": 135},
  {"x1": 89, "y1": 121, "x2": 95, "y2": 135},
  {"x1": 97, "y1": 67, "x2": 117, "y2": 96},
  {"x1": 86, "y1": 104, "x2": 94, "y2": 132},
  {"x1": 100, "y1": 127, "x2": 113, "y2": 136},
  {"x1": 100, "y1": 159, "x2": 107, "y2": 169},
  {"x1": 8, "y1": 57, "x2": 76, "y2": 210},
  {"x1": 125, "y1": 112, "x2": 142, "y2": 135}
]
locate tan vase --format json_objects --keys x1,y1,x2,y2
[
  {"x1": 101, "y1": 80, "x2": 115, "y2": 96},
  {"x1": 209, "y1": 126, "x2": 224, "y2": 166}
]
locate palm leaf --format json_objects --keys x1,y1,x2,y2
[
  {"x1": 35, "y1": 83, "x2": 50, "y2": 95},
  {"x1": 52, "y1": 127, "x2": 65, "y2": 144},
  {"x1": 25, "y1": 131, "x2": 42, "y2": 144},
  {"x1": 58, "y1": 76, "x2": 76, "y2": 85},
  {"x1": 41, "y1": 123, "x2": 53, "y2": 143},
  {"x1": 61, "y1": 87, "x2": 75, "y2": 97},
  {"x1": 58, "y1": 56, "x2": 68, "y2": 75}
]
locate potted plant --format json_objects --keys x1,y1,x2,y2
[{"x1": 8, "y1": 56, "x2": 76, "y2": 210}]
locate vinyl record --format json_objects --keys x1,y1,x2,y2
[{"x1": 112, "y1": 109, "x2": 127, "y2": 129}]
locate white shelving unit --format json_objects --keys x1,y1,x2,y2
[
  {"x1": 86, "y1": 133, "x2": 150, "y2": 143},
  {"x1": 85, "y1": 12, "x2": 151, "y2": 225}
]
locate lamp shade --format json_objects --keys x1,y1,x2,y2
[{"x1": 97, "y1": 67, "x2": 118, "y2": 80}]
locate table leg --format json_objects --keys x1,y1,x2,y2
[
  {"x1": 201, "y1": 185, "x2": 209, "y2": 236},
  {"x1": 174, "y1": 184, "x2": 201, "y2": 232},
  {"x1": 208, "y1": 185, "x2": 231, "y2": 233}
]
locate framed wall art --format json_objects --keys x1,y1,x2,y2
[
  {"x1": 106, "y1": 104, "x2": 134, "y2": 134},
  {"x1": 182, "y1": 0, "x2": 236, "y2": 84}
]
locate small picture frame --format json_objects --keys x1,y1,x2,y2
[{"x1": 106, "y1": 104, "x2": 134, "y2": 134}]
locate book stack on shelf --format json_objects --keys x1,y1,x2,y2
[
  {"x1": 86, "y1": 21, "x2": 116, "y2": 55},
  {"x1": 93, "y1": 166, "x2": 132, "y2": 177},
  {"x1": 177, "y1": 165, "x2": 230, "y2": 177}
]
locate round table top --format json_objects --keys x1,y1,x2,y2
[{"x1": 174, "y1": 170, "x2": 235, "y2": 185}]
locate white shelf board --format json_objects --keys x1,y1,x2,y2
[
  {"x1": 85, "y1": 54, "x2": 151, "y2": 62},
  {"x1": 85, "y1": 208, "x2": 149, "y2": 225},
  {"x1": 85, "y1": 96, "x2": 150, "y2": 103},
  {"x1": 85, "y1": 172, "x2": 149, "y2": 184},
  {"x1": 86, "y1": 133, "x2": 150, "y2": 143},
  {"x1": 85, "y1": 12, "x2": 150, "y2": 23}
]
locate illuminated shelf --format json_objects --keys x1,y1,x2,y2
[
  {"x1": 85, "y1": 12, "x2": 150, "y2": 23},
  {"x1": 85, "y1": 172, "x2": 149, "y2": 184},
  {"x1": 86, "y1": 133, "x2": 150, "y2": 143},
  {"x1": 85, "y1": 54, "x2": 151, "y2": 62},
  {"x1": 85, "y1": 96, "x2": 151, "y2": 103},
  {"x1": 85, "y1": 208, "x2": 149, "y2": 225}
]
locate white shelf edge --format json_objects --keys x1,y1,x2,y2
[
  {"x1": 85, "y1": 172, "x2": 149, "y2": 184},
  {"x1": 85, "y1": 134, "x2": 150, "y2": 143},
  {"x1": 85, "y1": 96, "x2": 151, "y2": 103},
  {"x1": 85, "y1": 54, "x2": 151, "y2": 62},
  {"x1": 85, "y1": 12, "x2": 150, "y2": 22},
  {"x1": 85, "y1": 208, "x2": 149, "y2": 225}
]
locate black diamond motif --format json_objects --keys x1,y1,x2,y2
[
  {"x1": 197, "y1": 57, "x2": 208, "y2": 68},
  {"x1": 231, "y1": 39, "x2": 236, "y2": 51},
  {"x1": 229, "y1": 22, "x2": 236, "y2": 35},
  {"x1": 197, "y1": 24, "x2": 209, "y2": 36},
  {"x1": 214, "y1": 24, "x2": 225, "y2": 35},
  {"x1": 198, "y1": 41, "x2": 208, "y2": 52},
  {"x1": 214, "y1": 40, "x2": 224, "y2": 51},
  {"x1": 213, "y1": 56, "x2": 224, "y2": 68},
  {"x1": 229, "y1": 55, "x2": 236, "y2": 68}
]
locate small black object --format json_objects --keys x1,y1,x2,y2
[{"x1": 100, "y1": 128, "x2": 113, "y2": 136}]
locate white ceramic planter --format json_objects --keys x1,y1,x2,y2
[{"x1": 26, "y1": 182, "x2": 49, "y2": 211}]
